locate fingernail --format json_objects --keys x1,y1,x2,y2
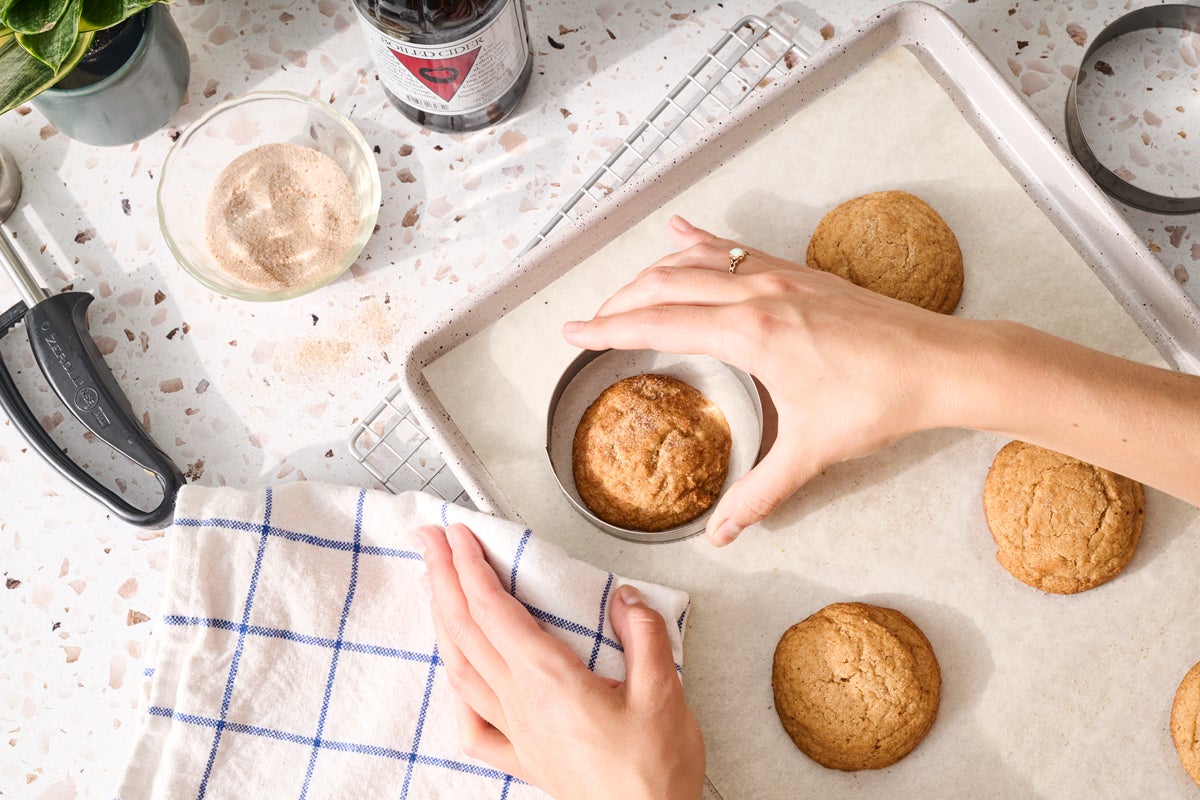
[
  {"x1": 562, "y1": 320, "x2": 584, "y2": 335},
  {"x1": 411, "y1": 529, "x2": 427, "y2": 557},
  {"x1": 615, "y1": 584, "x2": 646, "y2": 606},
  {"x1": 669, "y1": 215, "x2": 693, "y2": 233},
  {"x1": 714, "y1": 519, "x2": 742, "y2": 546}
]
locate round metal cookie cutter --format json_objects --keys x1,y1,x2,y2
[
  {"x1": 545, "y1": 348, "x2": 768, "y2": 543},
  {"x1": 1065, "y1": 4, "x2": 1200, "y2": 214}
]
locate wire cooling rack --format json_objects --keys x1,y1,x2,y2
[
  {"x1": 348, "y1": 13, "x2": 816, "y2": 501},
  {"x1": 523, "y1": 13, "x2": 817, "y2": 253}
]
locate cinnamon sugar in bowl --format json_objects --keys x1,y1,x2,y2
[{"x1": 158, "y1": 91, "x2": 380, "y2": 301}]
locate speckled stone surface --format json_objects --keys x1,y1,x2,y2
[{"x1": 0, "y1": 2, "x2": 1196, "y2": 796}]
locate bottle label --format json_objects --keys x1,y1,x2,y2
[{"x1": 355, "y1": 0, "x2": 530, "y2": 116}]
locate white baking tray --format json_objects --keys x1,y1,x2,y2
[{"x1": 389, "y1": 3, "x2": 1200, "y2": 798}]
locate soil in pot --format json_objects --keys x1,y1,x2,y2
[{"x1": 54, "y1": 12, "x2": 148, "y2": 90}]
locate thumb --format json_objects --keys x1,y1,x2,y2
[
  {"x1": 706, "y1": 443, "x2": 819, "y2": 546},
  {"x1": 609, "y1": 584, "x2": 679, "y2": 705},
  {"x1": 667, "y1": 215, "x2": 719, "y2": 249}
]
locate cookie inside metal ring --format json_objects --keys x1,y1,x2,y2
[{"x1": 545, "y1": 349, "x2": 766, "y2": 543}]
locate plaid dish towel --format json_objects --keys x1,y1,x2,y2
[{"x1": 116, "y1": 482, "x2": 691, "y2": 799}]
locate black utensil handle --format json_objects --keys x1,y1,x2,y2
[{"x1": 0, "y1": 294, "x2": 183, "y2": 528}]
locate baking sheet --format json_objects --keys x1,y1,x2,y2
[{"x1": 420, "y1": 43, "x2": 1200, "y2": 800}]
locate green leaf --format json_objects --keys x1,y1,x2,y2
[
  {"x1": 2, "y1": 0, "x2": 71, "y2": 34},
  {"x1": 80, "y1": 0, "x2": 158, "y2": 30},
  {"x1": 0, "y1": 28, "x2": 90, "y2": 113},
  {"x1": 14, "y1": 0, "x2": 81, "y2": 70}
]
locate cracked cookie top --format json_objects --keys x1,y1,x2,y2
[
  {"x1": 572, "y1": 373, "x2": 731, "y2": 532},
  {"x1": 771, "y1": 601, "x2": 941, "y2": 771},
  {"x1": 806, "y1": 190, "x2": 963, "y2": 314},
  {"x1": 983, "y1": 440, "x2": 1145, "y2": 594}
]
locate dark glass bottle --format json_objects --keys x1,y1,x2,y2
[{"x1": 352, "y1": 0, "x2": 533, "y2": 132}]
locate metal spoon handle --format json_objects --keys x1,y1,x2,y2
[
  {"x1": 0, "y1": 145, "x2": 46, "y2": 307},
  {"x1": 0, "y1": 232, "x2": 47, "y2": 307}
]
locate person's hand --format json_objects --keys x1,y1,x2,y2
[
  {"x1": 562, "y1": 215, "x2": 975, "y2": 546},
  {"x1": 414, "y1": 522, "x2": 706, "y2": 800}
]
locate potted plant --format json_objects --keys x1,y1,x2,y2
[{"x1": 0, "y1": 0, "x2": 189, "y2": 145}]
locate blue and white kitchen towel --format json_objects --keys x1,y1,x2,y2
[{"x1": 116, "y1": 482, "x2": 691, "y2": 799}]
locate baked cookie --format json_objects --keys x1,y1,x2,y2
[
  {"x1": 572, "y1": 373, "x2": 731, "y2": 532},
  {"x1": 806, "y1": 190, "x2": 963, "y2": 313},
  {"x1": 1172, "y1": 660, "x2": 1200, "y2": 789},
  {"x1": 771, "y1": 602, "x2": 941, "y2": 771},
  {"x1": 982, "y1": 440, "x2": 1145, "y2": 594}
]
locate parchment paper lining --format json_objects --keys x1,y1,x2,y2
[{"x1": 421, "y1": 47, "x2": 1200, "y2": 799}]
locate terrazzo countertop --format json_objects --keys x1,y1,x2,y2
[{"x1": 1, "y1": 1, "x2": 1197, "y2": 797}]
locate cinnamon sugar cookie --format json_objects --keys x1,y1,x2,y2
[
  {"x1": 806, "y1": 190, "x2": 963, "y2": 313},
  {"x1": 771, "y1": 602, "x2": 941, "y2": 771},
  {"x1": 572, "y1": 374, "x2": 731, "y2": 532},
  {"x1": 982, "y1": 440, "x2": 1145, "y2": 594},
  {"x1": 1172, "y1": 660, "x2": 1200, "y2": 789}
]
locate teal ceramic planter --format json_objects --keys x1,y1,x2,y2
[{"x1": 31, "y1": 4, "x2": 189, "y2": 147}]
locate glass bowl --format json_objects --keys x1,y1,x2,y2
[{"x1": 157, "y1": 91, "x2": 381, "y2": 301}]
